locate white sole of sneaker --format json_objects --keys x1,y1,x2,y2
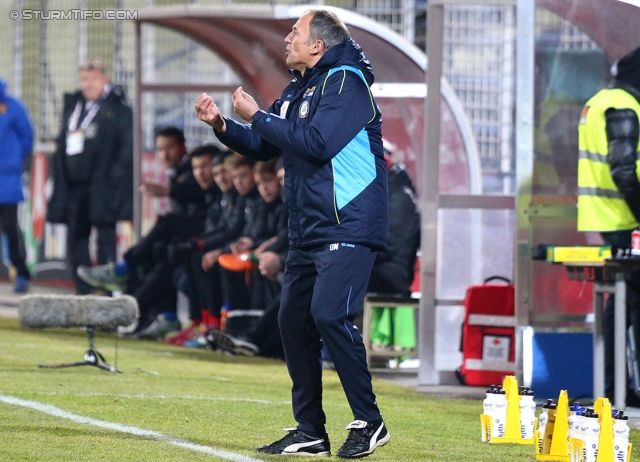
[
  {"x1": 337, "y1": 431, "x2": 390, "y2": 459},
  {"x1": 374, "y1": 431, "x2": 390, "y2": 449},
  {"x1": 282, "y1": 450, "x2": 331, "y2": 457}
]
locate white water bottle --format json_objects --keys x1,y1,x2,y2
[
  {"x1": 581, "y1": 409, "x2": 600, "y2": 462},
  {"x1": 535, "y1": 399, "x2": 554, "y2": 454},
  {"x1": 491, "y1": 389, "x2": 507, "y2": 439},
  {"x1": 483, "y1": 386, "x2": 498, "y2": 415},
  {"x1": 568, "y1": 402, "x2": 582, "y2": 439},
  {"x1": 537, "y1": 400, "x2": 552, "y2": 454},
  {"x1": 542, "y1": 400, "x2": 558, "y2": 454},
  {"x1": 519, "y1": 388, "x2": 536, "y2": 439},
  {"x1": 568, "y1": 403, "x2": 584, "y2": 462},
  {"x1": 482, "y1": 386, "x2": 498, "y2": 442},
  {"x1": 613, "y1": 411, "x2": 630, "y2": 462},
  {"x1": 573, "y1": 409, "x2": 587, "y2": 462}
]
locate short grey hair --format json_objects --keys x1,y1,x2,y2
[
  {"x1": 79, "y1": 59, "x2": 107, "y2": 75},
  {"x1": 306, "y1": 10, "x2": 350, "y2": 50}
]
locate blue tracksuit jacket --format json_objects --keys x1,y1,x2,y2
[
  {"x1": 0, "y1": 79, "x2": 33, "y2": 204},
  {"x1": 216, "y1": 39, "x2": 388, "y2": 250}
]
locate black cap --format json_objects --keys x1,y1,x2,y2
[{"x1": 613, "y1": 46, "x2": 640, "y2": 90}]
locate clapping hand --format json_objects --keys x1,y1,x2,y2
[
  {"x1": 231, "y1": 87, "x2": 260, "y2": 122},
  {"x1": 195, "y1": 93, "x2": 226, "y2": 132}
]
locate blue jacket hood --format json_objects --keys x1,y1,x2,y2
[{"x1": 306, "y1": 38, "x2": 375, "y2": 86}]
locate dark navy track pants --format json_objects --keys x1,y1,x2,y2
[{"x1": 278, "y1": 243, "x2": 381, "y2": 435}]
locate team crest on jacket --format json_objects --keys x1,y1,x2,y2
[{"x1": 299, "y1": 101, "x2": 309, "y2": 118}]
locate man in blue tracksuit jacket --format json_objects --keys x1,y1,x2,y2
[
  {"x1": 0, "y1": 78, "x2": 33, "y2": 293},
  {"x1": 196, "y1": 9, "x2": 389, "y2": 459}
]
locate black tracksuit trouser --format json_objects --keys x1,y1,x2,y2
[
  {"x1": 0, "y1": 203, "x2": 30, "y2": 278},
  {"x1": 66, "y1": 186, "x2": 116, "y2": 294},
  {"x1": 279, "y1": 243, "x2": 381, "y2": 436}
]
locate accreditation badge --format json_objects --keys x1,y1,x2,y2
[{"x1": 66, "y1": 129, "x2": 85, "y2": 156}]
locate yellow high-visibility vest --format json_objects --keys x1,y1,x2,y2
[{"x1": 577, "y1": 88, "x2": 640, "y2": 231}]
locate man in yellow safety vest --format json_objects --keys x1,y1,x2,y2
[{"x1": 578, "y1": 46, "x2": 640, "y2": 404}]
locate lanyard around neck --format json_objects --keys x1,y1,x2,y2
[{"x1": 68, "y1": 100, "x2": 101, "y2": 132}]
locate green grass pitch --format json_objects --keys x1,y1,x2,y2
[{"x1": 0, "y1": 317, "x2": 636, "y2": 461}]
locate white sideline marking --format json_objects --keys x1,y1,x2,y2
[
  {"x1": 21, "y1": 390, "x2": 290, "y2": 405},
  {"x1": 0, "y1": 394, "x2": 265, "y2": 462}
]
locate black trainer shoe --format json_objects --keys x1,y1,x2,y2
[
  {"x1": 336, "y1": 419, "x2": 390, "y2": 459},
  {"x1": 213, "y1": 330, "x2": 259, "y2": 356},
  {"x1": 255, "y1": 428, "x2": 331, "y2": 456}
]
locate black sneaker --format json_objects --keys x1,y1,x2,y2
[
  {"x1": 336, "y1": 419, "x2": 390, "y2": 459},
  {"x1": 255, "y1": 428, "x2": 331, "y2": 456},
  {"x1": 213, "y1": 330, "x2": 259, "y2": 356}
]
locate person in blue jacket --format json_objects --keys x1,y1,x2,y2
[
  {"x1": 0, "y1": 78, "x2": 34, "y2": 293},
  {"x1": 196, "y1": 9, "x2": 389, "y2": 459}
]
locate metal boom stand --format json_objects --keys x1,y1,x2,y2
[{"x1": 38, "y1": 326, "x2": 121, "y2": 373}]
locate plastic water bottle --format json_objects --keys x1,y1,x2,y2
[
  {"x1": 537, "y1": 400, "x2": 551, "y2": 454},
  {"x1": 542, "y1": 399, "x2": 557, "y2": 454},
  {"x1": 567, "y1": 402, "x2": 584, "y2": 438},
  {"x1": 581, "y1": 409, "x2": 600, "y2": 462},
  {"x1": 491, "y1": 389, "x2": 507, "y2": 439},
  {"x1": 572, "y1": 409, "x2": 584, "y2": 462},
  {"x1": 483, "y1": 386, "x2": 496, "y2": 414},
  {"x1": 613, "y1": 411, "x2": 630, "y2": 462},
  {"x1": 482, "y1": 386, "x2": 497, "y2": 442},
  {"x1": 568, "y1": 403, "x2": 584, "y2": 462},
  {"x1": 519, "y1": 388, "x2": 536, "y2": 439}
]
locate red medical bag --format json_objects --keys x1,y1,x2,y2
[{"x1": 457, "y1": 276, "x2": 515, "y2": 387}]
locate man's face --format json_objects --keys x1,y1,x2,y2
[
  {"x1": 255, "y1": 172, "x2": 281, "y2": 204},
  {"x1": 284, "y1": 13, "x2": 317, "y2": 72},
  {"x1": 156, "y1": 136, "x2": 186, "y2": 169},
  {"x1": 192, "y1": 155, "x2": 214, "y2": 190},
  {"x1": 213, "y1": 163, "x2": 233, "y2": 193},
  {"x1": 232, "y1": 165, "x2": 255, "y2": 196},
  {"x1": 80, "y1": 68, "x2": 109, "y2": 102},
  {"x1": 277, "y1": 167, "x2": 285, "y2": 188}
]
